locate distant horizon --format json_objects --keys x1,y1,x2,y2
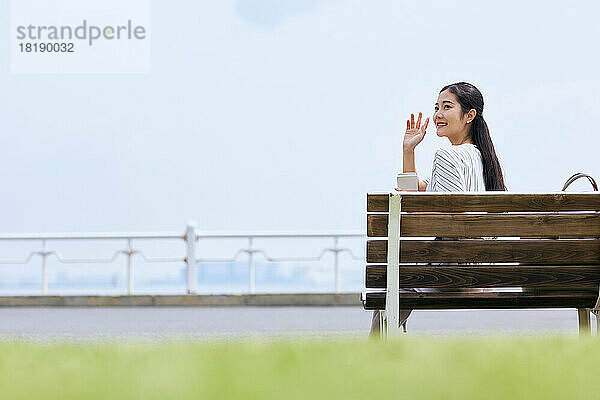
[{"x1": 0, "y1": 258, "x2": 365, "y2": 295}]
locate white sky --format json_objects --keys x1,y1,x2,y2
[{"x1": 2, "y1": 0, "x2": 599, "y2": 233}]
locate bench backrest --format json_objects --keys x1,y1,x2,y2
[{"x1": 364, "y1": 192, "x2": 600, "y2": 311}]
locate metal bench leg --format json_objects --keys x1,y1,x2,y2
[
  {"x1": 577, "y1": 308, "x2": 591, "y2": 336},
  {"x1": 379, "y1": 310, "x2": 386, "y2": 339}
]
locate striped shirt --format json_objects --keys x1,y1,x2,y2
[
  {"x1": 423, "y1": 143, "x2": 486, "y2": 192},
  {"x1": 423, "y1": 142, "x2": 495, "y2": 260}
]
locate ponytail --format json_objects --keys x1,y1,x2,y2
[{"x1": 470, "y1": 114, "x2": 506, "y2": 191}]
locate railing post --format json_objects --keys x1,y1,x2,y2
[
  {"x1": 248, "y1": 237, "x2": 255, "y2": 294},
  {"x1": 41, "y1": 239, "x2": 48, "y2": 295},
  {"x1": 126, "y1": 239, "x2": 133, "y2": 295},
  {"x1": 333, "y1": 236, "x2": 340, "y2": 293},
  {"x1": 186, "y1": 222, "x2": 198, "y2": 294}
]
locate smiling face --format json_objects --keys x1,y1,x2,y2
[{"x1": 433, "y1": 89, "x2": 474, "y2": 145}]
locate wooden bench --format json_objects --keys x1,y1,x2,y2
[{"x1": 362, "y1": 192, "x2": 600, "y2": 337}]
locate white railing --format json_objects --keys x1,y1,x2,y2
[{"x1": 0, "y1": 222, "x2": 365, "y2": 295}]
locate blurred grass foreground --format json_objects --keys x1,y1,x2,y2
[{"x1": 1, "y1": 337, "x2": 598, "y2": 399}]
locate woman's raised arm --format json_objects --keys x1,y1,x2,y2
[{"x1": 401, "y1": 112, "x2": 429, "y2": 191}]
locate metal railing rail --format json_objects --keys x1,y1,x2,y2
[{"x1": 0, "y1": 222, "x2": 365, "y2": 295}]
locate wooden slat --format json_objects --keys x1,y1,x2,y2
[
  {"x1": 362, "y1": 290, "x2": 597, "y2": 310},
  {"x1": 367, "y1": 213, "x2": 600, "y2": 238},
  {"x1": 367, "y1": 194, "x2": 390, "y2": 213},
  {"x1": 366, "y1": 239, "x2": 600, "y2": 264},
  {"x1": 365, "y1": 264, "x2": 600, "y2": 289},
  {"x1": 367, "y1": 193, "x2": 600, "y2": 213}
]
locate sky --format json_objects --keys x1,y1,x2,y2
[{"x1": 1, "y1": 0, "x2": 600, "y2": 234}]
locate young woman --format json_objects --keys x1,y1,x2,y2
[{"x1": 370, "y1": 82, "x2": 507, "y2": 336}]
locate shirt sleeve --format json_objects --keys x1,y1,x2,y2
[{"x1": 428, "y1": 148, "x2": 466, "y2": 192}]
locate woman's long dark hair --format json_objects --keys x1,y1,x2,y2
[{"x1": 440, "y1": 82, "x2": 507, "y2": 191}]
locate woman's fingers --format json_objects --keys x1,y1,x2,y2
[{"x1": 407, "y1": 113, "x2": 427, "y2": 132}]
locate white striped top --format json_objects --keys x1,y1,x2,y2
[
  {"x1": 422, "y1": 143, "x2": 493, "y2": 271},
  {"x1": 424, "y1": 143, "x2": 486, "y2": 192}
]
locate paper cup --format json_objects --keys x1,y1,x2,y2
[{"x1": 396, "y1": 173, "x2": 418, "y2": 191}]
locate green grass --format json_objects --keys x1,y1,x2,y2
[{"x1": 0, "y1": 336, "x2": 598, "y2": 399}]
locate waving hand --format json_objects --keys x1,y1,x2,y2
[{"x1": 403, "y1": 112, "x2": 429, "y2": 151}]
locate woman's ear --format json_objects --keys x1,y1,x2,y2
[{"x1": 466, "y1": 109, "x2": 477, "y2": 124}]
